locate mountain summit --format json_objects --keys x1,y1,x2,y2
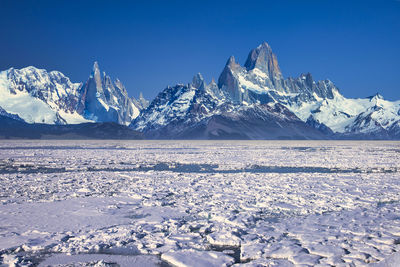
[
  {"x1": 244, "y1": 42, "x2": 283, "y2": 85},
  {"x1": 77, "y1": 62, "x2": 140, "y2": 125},
  {"x1": 0, "y1": 62, "x2": 147, "y2": 126},
  {"x1": 131, "y1": 42, "x2": 400, "y2": 139},
  {"x1": 218, "y1": 42, "x2": 337, "y2": 105}
]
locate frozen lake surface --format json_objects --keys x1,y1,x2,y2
[{"x1": 0, "y1": 140, "x2": 399, "y2": 266}]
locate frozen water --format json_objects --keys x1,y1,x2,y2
[{"x1": 0, "y1": 140, "x2": 399, "y2": 266}]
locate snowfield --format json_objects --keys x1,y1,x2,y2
[{"x1": 0, "y1": 140, "x2": 399, "y2": 266}]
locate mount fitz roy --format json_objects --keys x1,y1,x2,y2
[
  {"x1": 1, "y1": 42, "x2": 399, "y2": 139},
  {"x1": 131, "y1": 42, "x2": 400, "y2": 139}
]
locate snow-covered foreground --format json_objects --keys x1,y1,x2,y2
[{"x1": 0, "y1": 140, "x2": 399, "y2": 267}]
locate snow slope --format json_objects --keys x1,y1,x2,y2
[
  {"x1": 0, "y1": 68, "x2": 88, "y2": 124},
  {"x1": 287, "y1": 90, "x2": 400, "y2": 134},
  {"x1": 0, "y1": 63, "x2": 145, "y2": 125}
]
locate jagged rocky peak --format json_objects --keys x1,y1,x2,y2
[
  {"x1": 225, "y1": 56, "x2": 241, "y2": 71},
  {"x1": 218, "y1": 56, "x2": 242, "y2": 101},
  {"x1": 192, "y1": 73, "x2": 206, "y2": 90},
  {"x1": 244, "y1": 41, "x2": 283, "y2": 80},
  {"x1": 92, "y1": 61, "x2": 100, "y2": 75},
  {"x1": 114, "y1": 78, "x2": 124, "y2": 90},
  {"x1": 91, "y1": 61, "x2": 103, "y2": 92},
  {"x1": 217, "y1": 42, "x2": 341, "y2": 103},
  {"x1": 132, "y1": 92, "x2": 150, "y2": 110},
  {"x1": 78, "y1": 61, "x2": 140, "y2": 125},
  {"x1": 210, "y1": 77, "x2": 216, "y2": 85},
  {"x1": 227, "y1": 55, "x2": 235, "y2": 66},
  {"x1": 284, "y1": 72, "x2": 337, "y2": 100},
  {"x1": 368, "y1": 93, "x2": 384, "y2": 101},
  {"x1": 218, "y1": 43, "x2": 287, "y2": 103},
  {"x1": 367, "y1": 93, "x2": 385, "y2": 109},
  {"x1": 301, "y1": 73, "x2": 314, "y2": 87},
  {"x1": 138, "y1": 92, "x2": 150, "y2": 108},
  {"x1": 205, "y1": 77, "x2": 223, "y2": 98}
]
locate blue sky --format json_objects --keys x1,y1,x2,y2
[{"x1": 1, "y1": 0, "x2": 399, "y2": 100}]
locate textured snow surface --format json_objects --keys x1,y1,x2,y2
[{"x1": 0, "y1": 140, "x2": 399, "y2": 266}]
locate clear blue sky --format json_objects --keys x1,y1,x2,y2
[{"x1": 1, "y1": 0, "x2": 399, "y2": 100}]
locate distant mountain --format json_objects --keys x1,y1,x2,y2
[
  {"x1": 1, "y1": 42, "x2": 399, "y2": 139},
  {"x1": 292, "y1": 92, "x2": 400, "y2": 139},
  {"x1": 131, "y1": 42, "x2": 399, "y2": 139},
  {"x1": 131, "y1": 74, "x2": 326, "y2": 140},
  {"x1": 0, "y1": 62, "x2": 147, "y2": 125},
  {"x1": 0, "y1": 114, "x2": 142, "y2": 140}
]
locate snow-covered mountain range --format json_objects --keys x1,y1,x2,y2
[
  {"x1": 131, "y1": 42, "x2": 400, "y2": 139},
  {"x1": 131, "y1": 74, "x2": 326, "y2": 139},
  {"x1": 0, "y1": 42, "x2": 399, "y2": 139},
  {"x1": 0, "y1": 62, "x2": 147, "y2": 125}
]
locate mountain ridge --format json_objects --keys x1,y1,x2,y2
[
  {"x1": 131, "y1": 42, "x2": 399, "y2": 139},
  {"x1": 0, "y1": 114, "x2": 143, "y2": 140},
  {"x1": 0, "y1": 42, "x2": 399, "y2": 139},
  {"x1": 0, "y1": 62, "x2": 147, "y2": 126}
]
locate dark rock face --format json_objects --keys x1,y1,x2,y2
[
  {"x1": 244, "y1": 42, "x2": 284, "y2": 91},
  {"x1": 183, "y1": 104, "x2": 327, "y2": 140},
  {"x1": 284, "y1": 73, "x2": 335, "y2": 100},
  {"x1": 218, "y1": 42, "x2": 338, "y2": 105},
  {"x1": 218, "y1": 56, "x2": 243, "y2": 102},
  {"x1": 306, "y1": 116, "x2": 334, "y2": 136},
  {"x1": 131, "y1": 81, "x2": 224, "y2": 138},
  {"x1": 0, "y1": 115, "x2": 143, "y2": 140},
  {"x1": 388, "y1": 121, "x2": 400, "y2": 139}
]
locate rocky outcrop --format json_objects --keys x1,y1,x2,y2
[
  {"x1": 218, "y1": 42, "x2": 337, "y2": 105},
  {"x1": 284, "y1": 73, "x2": 336, "y2": 100},
  {"x1": 77, "y1": 62, "x2": 140, "y2": 125},
  {"x1": 244, "y1": 42, "x2": 284, "y2": 91}
]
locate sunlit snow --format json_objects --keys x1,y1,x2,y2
[{"x1": 0, "y1": 69, "x2": 90, "y2": 124}]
